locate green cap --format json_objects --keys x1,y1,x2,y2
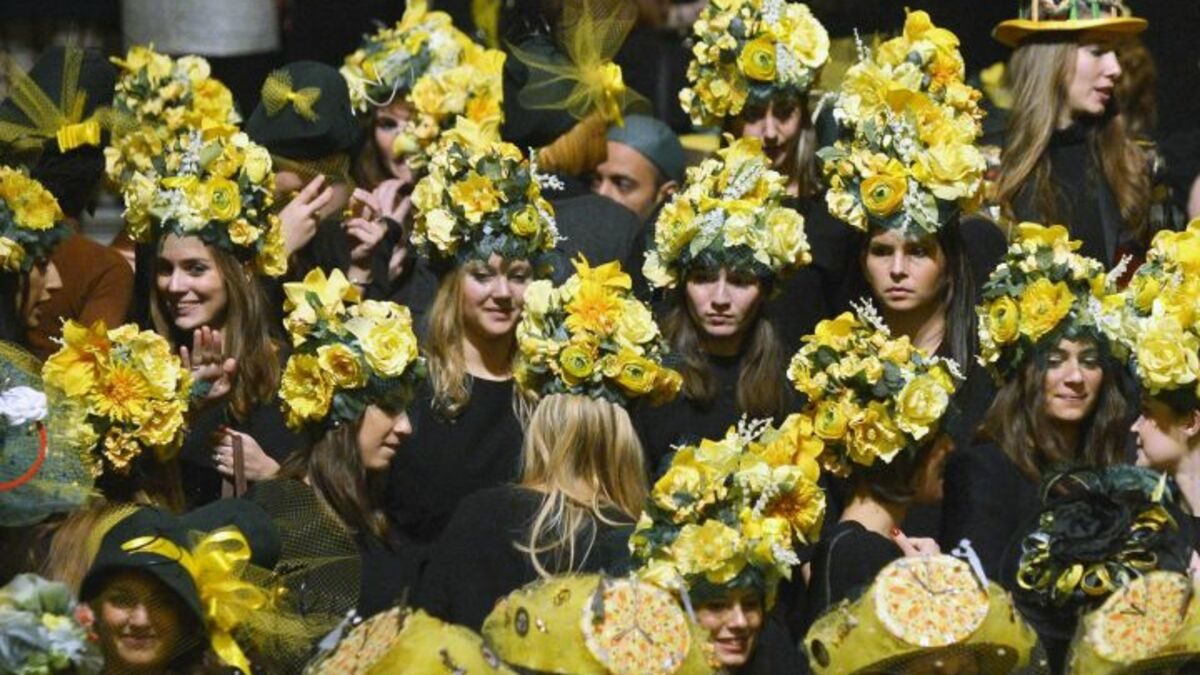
[
  {"x1": 606, "y1": 114, "x2": 685, "y2": 184},
  {"x1": 245, "y1": 61, "x2": 359, "y2": 161}
]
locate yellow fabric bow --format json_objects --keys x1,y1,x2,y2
[
  {"x1": 121, "y1": 527, "x2": 267, "y2": 674},
  {"x1": 262, "y1": 70, "x2": 322, "y2": 122},
  {"x1": 56, "y1": 118, "x2": 102, "y2": 152}
]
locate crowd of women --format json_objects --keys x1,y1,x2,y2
[{"x1": 3, "y1": 0, "x2": 1200, "y2": 673}]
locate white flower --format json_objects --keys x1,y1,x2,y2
[{"x1": 0, "y1": 386, "x2": 48, "y2": 426}]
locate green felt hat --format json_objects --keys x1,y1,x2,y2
[
  {"x1": 0, "y1": 43, "x2": 116, "y2": 156},
  {"x1": 245, "y1": 61, "x2": 360, "y2": 162}
]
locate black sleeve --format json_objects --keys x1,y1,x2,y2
[
  {"x1": 938, "y1": 446, "x2": 1017, "y2": 578},
  {"x1": 805, "y1": 528, "x2": 899, "y2": 626}
]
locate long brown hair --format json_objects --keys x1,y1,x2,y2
[
  {"x1": 997, "y1": 40, "x2": 1150, "y2": 243},
  {"x1": 725, "y1": 96, "x2": 819, "y2": 200},
  {"x1": 663, "y1": 287, "x2": 790, "y2": 421},
  {"x1": 151, "y1": 241, "x2": 280, "y2": 421},
  {"x1": 276, "y1": 423, "x2": 389, "y2": 540},
  {"x1": 518, "y1": 394, "x2": 647, "y2": 577},
  {"x1": 979, "y1": 338, "x2": 1131, "y2": 482}
]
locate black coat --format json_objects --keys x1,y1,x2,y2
[{"x1": 804, "y1": 520, "x2": 902, "y2": 630}]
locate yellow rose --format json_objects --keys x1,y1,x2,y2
[
  {"x1": 0, "y1": 236, "x2": 24, "y2": 272},
  {"x1": 228, "y1": 218, "x2": 261, "y2": 246},
  {"x1": 895, "y1": 374, "x2": 950, "y2": 441},
  {"x1": 522, "y1": 279, "x2": 554, "y2": 316},
  {"x1": 448, "y1": 171, "x2": 502, "y2": 223},
  {"x1": 737, "y1": 37, "x2": 777, "y2": 82},
  {"x1": 559, "y1": 343, "x2": 597, "y2": 385},
  {"x1": 848, "y1": 401, "x2": 907, "y2": 466},
  {"x1": 986, "y1": 296, "x2": 1021, "y2": 344},
  {"x1": 510, "y1": 206, "x2": 540, "y2": 237},
  {"x1": 281, "y1": 354, "x2": 334, "y2": 426},
  {"x1": 912, "y1": 143, "x2": 984, "y2": 202},
  {"x1": 614, "y1": 299, "x2": 658, "y2": 347},
  {"x1": 423, "y1": 209, "x2": 458, "y2": 252},
  {"x1": 1018, "y1": 278, "x2": 1076, "y2": 340},
  {"x1": 354, "y1": 319, "x2": 419, "y2": 378},
  {"x1": 1135, "y1": 318, "x2": 1200, "y2": 393},
  {"x1": 765, "y1": 207, "x2": 810, "y2": 266},
  {"x1": 317, "y1": 343, "x2": 368, "y2": 389},
  {"x1": 860, "y1": 174, "x2": 907, "y2": 218},
  {"x1": 242, "y1": 144, "x2": 272, "y2": 184},
  {"x1": 138, "y1": 399, "x2": 186, "y2": 449},
  {"x1": 671, "y1": 520, "x2": 745, "y2": 585}
]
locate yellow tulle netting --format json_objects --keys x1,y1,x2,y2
[{"x1": 0, "y1": 42, "x2": 109, "y2": 155}]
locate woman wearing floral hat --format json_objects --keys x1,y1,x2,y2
[
  {"x1": 636, "y1": 136, "x2": 812, "y2": 477},
  {"x1": 417, "y1": 258, "x2": 680, "y2": 630},
  {"x1": 632, "y1": 416, "x2": 826, "y2": 673},
  {"x1": 0, "y1": 167, "x2": 71, "y2": 345},
  {"x1": 792, "y1": 306, "x2": 961, "y2": 626},
  {"x1": 994, "y1": 0, "x2": 1153, "y2": 265},
  {"x1": 939, "y1": 223, "x2": 1134, "y2": 577}
]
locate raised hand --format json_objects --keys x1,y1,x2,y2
[
  {"x1": 180, "y1": 326, "x2": 236, "y2": 406},
  {"x1": 280, "y1": 175, "x2": 336, "y2": 256}
]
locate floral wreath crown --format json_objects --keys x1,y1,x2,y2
[
  {"x1": 280, "y1": 268, "x2": 426, "y2": 431},
  {"x1": 631, "y1": 416, "x2": 826, "y2": 607},
  {"x1": 819, "y1": 10, "x2": 986, "y2": 238},
  {"x1": 787, "y1": 302, "x2": 961, "y2": 478},
  {"x1": 515, "y1": 257, "x2": 681, "y2": 406},
  {"x1": 0, "y1": 167, "x2": 71, "y2": 273},
  {"x1": 680, "y1": 0, "x2": 829, "y2": 127},
  {"x1": 977, "y1": 222, "x2": 1123, "y2": 383},
  {"x1": 643, "y1": 136, "x2": 811, "y2": 290}
]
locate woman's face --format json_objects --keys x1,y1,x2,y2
[
  {"x1": 1042, "y1": 338, "x2": 1104, "y2": 425},
  {"x1": 734, "y1": 98, "x2": 804, "y2": 172},
  {"x1": 685, "y1": 267, "x2": 763, "y2": 343},
  {"x1": 1066, "y1": 44, "x2": 1122, "y2": 119},
  {"x1": 373, "y1": 101, "x2": 415, "y2": 182},
  {"x1": 695, "y1": 589, "x2": 764, "y2": 668},
  {"x1": 155, "y1": 234, "x2": 228, "y2": 332},
  {"x1": 1132, "y1": 399, "x2": 1194, "y2": 472},
  {"x1": 863, "y1": 229, "x2": 947, "y2": 314},
  {"x1": 460, "y1": 254, "x2": 532, "y2": 341},
  {"x1": 357, "y1": 404, "x2": 413, "y2": 471},
  {"x1": 92, "y1": 571, "x2": 187, "y2": 673},
  {"x1": 20, "y1": 260, "x2": 62, "y2": 329}
]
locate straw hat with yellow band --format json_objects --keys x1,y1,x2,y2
[
  {"x1": 804, "y1": 554, "x2": 1041, "y2": 674},
  {"x1": 994, "y1": 0, "x2": 1147, "y2": 48},
  {"x1": 0, "y1": 166, "x2": 72, "y2": 273},
  {"x1": 481, "y1": 574, "x2": 719, "y2": 675}
]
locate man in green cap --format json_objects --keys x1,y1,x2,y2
[{"x1": 591, "y1": 114, "x2": 685, "y2": 223}]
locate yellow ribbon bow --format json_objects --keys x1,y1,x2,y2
[
  {"x1": 55, "y1": 118, "x2": 101, "y2": 152},
  {"x1": 122, "y1": 527, "x2": 267, "y2": 674},
  {"x1": 261, "y1": 69, "x2": 322, "y2": 122}
]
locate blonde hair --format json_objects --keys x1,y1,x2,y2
[
  {"x1": 42, "y1": 500, "x2": 141, "y2": 594},
  {"x1": 518, "y1": 394, "x2": 647, "y2": 578},
  {"x1": 997, "y1": 40, "x2": 1150, "y2": 243}
]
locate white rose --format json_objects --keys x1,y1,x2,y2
[{"x1": 0, "y1": 386, "x2": 48, "y2": 426}]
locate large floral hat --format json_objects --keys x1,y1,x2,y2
[
  {"x1": 977, "y1": 222, "x2": 1121, "y2": 382},
  {"x1": 805, "y1": 554, "x2": 1039, "y2": 674},
  {"x1": 643, "y1": 136, "x2": 811, "y2": 289},
  {"x1": 482, "y1": 574, "x2": 719, "y2": 675},
  {"x1": 630, "y1": 416, "x2": 826, "y2": 606},
  {"x1": 280, "y1": 268, "x2": 425, "y2": 431},
  {"x1": 787, "y1": 304, "x2": 961, "y2": 478},
  {"x1": 515, "y1": 257, "x2": 681, "y2": 406},
  {"x1": 818, "y1": 10, "x2": 987, "y2": 238},
  {"x1": 994, "y1": 0, "x2": 1147, "y2": 48},
  {"x1": 410, "y1": 117, "x2": 559, "y2": 266},
  {"x1": 0, "y1": 166, "x2": 71, "y2": 272},
  {"x1": 41, "y1": 320, "x2": 192, "y2": 476},
  {"x1": 679, "y1": 0, "x2": 829, "y2": 127},
  {"x1": 119, "y1": 129, "x2": 287, "y2": 277},
  {"x1": 1107, "y1": 219, "x2": 1200, "y2": 408},
  {"x1": 105, "y1": 45, "x2": 240, "y2": 186},
  {"x1": 0, "y1": 574, "x2": 103, "y2": 674}
]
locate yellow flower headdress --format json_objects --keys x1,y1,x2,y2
[
  {"x1": 819, "y1": 10, "x2": 986, "y2": 238},
  {"x1": 280, "y1": 268, "x2": 425, "y2": 431},
  {"x1": 1108, "y1": 218, "x2": 1200, "y2": 405},
  {"x1": 643, "y1": 136, "x2": 811, "y2": 289},
  {"x1": 787, "y1": 303, "x2": 961, "y2": 477},
  {"x1": 680, "y1": 0, "x2": 829, "y2": 127},
  {"x1": 119, "y1": 129, "x2": 287, "y2": 277},
  {"x1": 516, "y1": 257, "x2": 681, "y2": 405},
  {"x1": 104, "y1": 45, "x2": 240, "y2": 186},
  {"x1": 631, "y1": 416, "x2": 826, "y2": 606},
  {"x1": 41, "y1": 320, "x2": 192, "y2": 476},
  {"x1": 410, "y1": 116, "x2": 559, "y2": 265},
  {"x1": 0, "y1": 42, "x2": 111, "y2": 155},
  {"x1": 0, "y1": 167, "x2": 71, "y2": 273},
  {"x1": 977, "y1": 222, "x2": 1121, "y2": 382}
]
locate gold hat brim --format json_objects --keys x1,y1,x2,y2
[{"x1": 993, "y1": 17, "x2": 1147, "y2": 48}]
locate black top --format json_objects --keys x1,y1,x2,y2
[
  {"x1": 547, "y1": 192, "x2": 645, "y2": 284},
  {"x1": 738, "y1": 616, "x2": 809, "y2": 675},
  {"x1": 416, "y1": 485, "x2": 634, "y2": 630},
  {"x1": 385, "y1": 377, "x2": 525, "y2": 543},
  {"x1": 938, "y1": 442, "x2": 1041, "y2": 579},
  {"x1": 804, "y1": 520, "x2": 902, "y2": 629}
]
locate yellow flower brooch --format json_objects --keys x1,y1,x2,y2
[
  {"x1": 0, "y1": 167, "x2": 71, "y2": 272},
  {"x1": 643, "y1": 136, "x2": 810, "y2": 289},
  {"x1": 280, "y1": 268, "x2": 425, "y2": 430},
  {"x1": 679, "y1": 0, "x2": 828, "y2": 127},
  {"x1": 105, "y1": 45, "x2": 240, "y2": 185},
  {"x1": 819, "y1": 10, "x2": 986, "y2": 237},
  {"x1": 515, "y1": 257, "x2": 681, "y2": 405},
  {"x1": 42, "y1": 320, "x2": 192, "y2": 475},
  {"x1": 631, "y1": 416, "x2": 826, "y2": 606},
  {"x1": 411, "y1": 117, "x2": 559, "y2": 265},
  {"x1": 977, "y1": 222, "x2": 1120, "y2": 382},
  {"x1": 787, "y1": 304, "x2": 960, "y2": 477},
  {"x1": 119, "y1": 129, "x2": 287, "y2": 277}
]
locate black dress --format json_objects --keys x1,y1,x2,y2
[
  {"x1": 416, "y1": 485, "x2": 634, "y2": 630},
  {"x1": 804, "y1": 520, "x2": 902, "y2": 629},
  {"x1": 937, "y1": 442, "x2": 1041, "y2": 579},
  {"x1": 738, "y1": 616, "x2": 809, "y2": 675}
]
